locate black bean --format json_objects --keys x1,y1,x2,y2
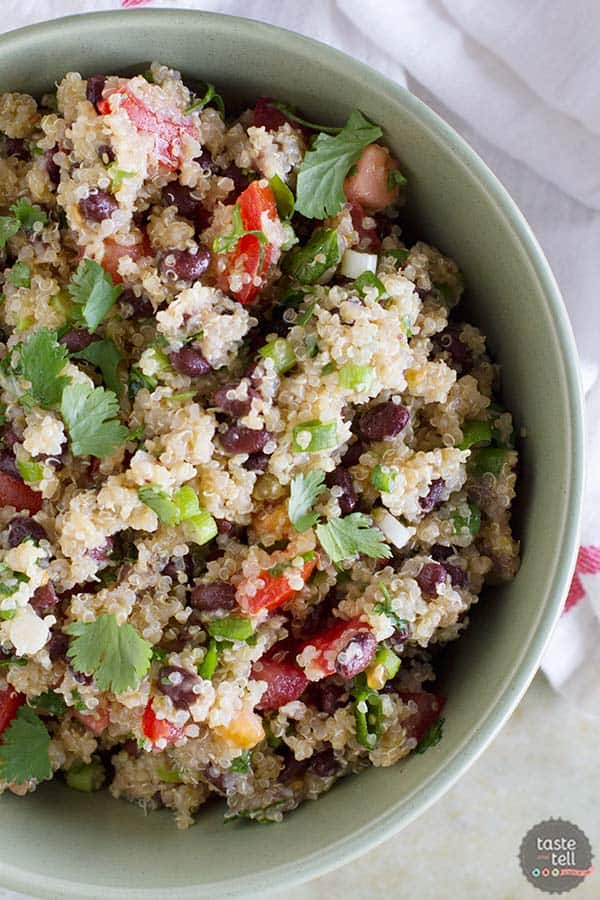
[
  {"x1": 5, "y1": 138, "x2": 29, "y2": 162},
  {"x1": 121, "y1": 738, "x2": 141, "y2": 758},
  {"x1": 169, "y1": 345, "x2": 212, "y2": 377},
  {"x1": 326, "y1": 467, "x2": 357, "y2": 515},
  {"x1": 2, "y1": 427, "x2": 20, "y2": 449},
  {"x1": 212, "y1": 381, "x2": 257, "y2": 418},
  {"x1": 194, "y1": 149, "x2": 215, "y2": 173},
  {"x1": 221, "y1": 164, "x2": 250, "y2": 203},
  {"x1": 0, "y1": 450, "x2": 21, "y2": 480},
  {"x1": 306, "y1": 679, "x2": 346, "y2": 715},
  {"x1": 438, "y1": 325, "x2": 473, "y2": 371},
  {"x1": 159, "y1": 247, "x2": 211, "y2": 282},
  {"x1": 358, "y1": 402, "x2": 409, "y2": 442},
  {"x1": 98, "y1": 143, "x2": 115, "y2": 164},
  {"x1": 71, "y1": 667, "x2": 93, "y2": 685},
  {"x1": 59, "y1": 328, "x2": 97, "y2": 353},
  {"x1": 7, "y1": 516, "x2": 47, "y2": 548},
  {"x1": 420, "y1": 478, "x2": 444, "y2": 513},
  {"x1": 86, "y1": 75, "x2": 107, "y2": 109},
  {"x1": 158, "y1": 664, "x2": 201, "y2": 709},
  {"x1": 445, "y1": 563, "x2": 468, "y2": 589},
  {"x1": 189, "y1": 580, "x2": 237, "y2": 612},
  {"x1": 45, "y1": 147, "x2": 60, "y2": 186},
  {"x1": 47, "y1": 631, "x2": 68, "y2": 662},
  {"x1": 279, "y1": 753, "x2": 309, "y2": 784},
  {"x1": 416, "y1": 562, "x2": 447, "y2": 598},
  {"x1": 30, "y1": 583, "x2": 58, "y2": 615},
  {"x1": 162, "y1": 182, "x2": 203, "y2": 221},
  {"x1": 79, "y1": 190, "x2": 118, "y2": 222},
  {"x1": 118, "y1": 287, "x2": 154, "y2": 319},
  {"x1": 341, "y1": 440, "x2": 365, "y2": 468},
  {"x1": 311, "y1": 747, "x2": 338, "y2": 778},
  {"x1": 219, "y1": 426, "x2": 271, "y2": 455},
  {"x1": 430, "y1": 544, "x2": 453, "y2": 561},
  {"x1": 243, "y1": 452, "x2": 269, "y2": 472},
  {"x1": 335, "y1": 631, "x2": 377, "y2": 680}
]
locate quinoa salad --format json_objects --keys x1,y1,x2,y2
[{"x1": 0, "y1": 63, "x2": 519, "y2": 826}]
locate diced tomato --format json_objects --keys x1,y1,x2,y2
[
  {"x1": 98, "y1": 85, "x2": 195, "y2": 171},
  {"x1": 0, "y1": 687, "x2": 25, "y2": 736},
  {"x1": 297, "y1": 617, "x2": 372, "y2": 680},
  {"x1": 100, "y1": 232, "x2": 152, "y2": 284},
  {"x1": 252, "y1": 644, "x2": 308, "y2": 710},
  {"x1": 343, "y1": 144, "x2": 401, "y2": 212},
  {"x1": 74, "y1": 704, "x2": 110, "y2": 736},
  {"x1": 141, "y1": 700, "x2": 183, "y2": 747},
  {"x1": 399, "y1": 691, "x2": 446, "y2": 744},
  {"x1": 348, "y1": 200, "x2": 381, "y2": 252},
  {"x1": 0, "y1": 472, "x2": 42, "y2": 514},
  {"x1": 237, "y1": 556, "x2": 317, "y2": 615},
  {"x1": 221, "y1": 181, "x2": 279, "y2": 305}
]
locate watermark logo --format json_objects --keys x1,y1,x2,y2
[{"x1": 519, "y1": 819, "x2": 594, "y2": 894}]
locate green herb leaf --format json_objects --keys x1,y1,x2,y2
[
  {"x1": 415, "y1": 717, "x2": 444, "y2": 754},
  {"x1": 457, "y1": 419, "x2": 492, "y2": 451},
  {"x1": 66, "y1": 613, "x2": 152, "y2": 694},
  {"x1": 269, "y1": 174, "x2": 295, "y2": 220},
  {"x1": 137, "y1": 484, "x2": 180, "y2": 526},
  {"x1": 61, "y1": 382, "x2": 128, "y2": 458},
  {"x1": 0, "y1": 216, "x2": 20, "y2": 249},
  {"x1": 295, "y1": 110, "x2": 383, "y2": 218},
  {"x1": 288, "y1": 470, "x2": 326, "y2": 532},
  {"x1": 184, "y1": 82, "x2": 225, "y2": 116},
  {"x1": 8, "y1": 261, "x2": 31, "y2": 288},
  {"x1": 68, "y1": 259, "x2": 122, "y2": 332},
  {"x1": 450, "y1": 503, "x2": 481, "y2": 537},
  {"x1": 270, "y1": 102, "x2": 343, "y2": 135},
  {"x1": 31, "y1": 690, "x2": 67, "y2": 717},
  {"x1": 10, "y1": 199, "x2": 48, "y2": 230},
  {"x1": 316, "y1": 513, "x2": 391, "y2": 563},
  {"x1": 65, "y1": 759, "x2": 105, "y2": 792},
  {"x1": 384, "y1": 248, "x2": 410, "y2": 266},
  {"x1": 282, "y1": 227, "x2": 340, "y2": 284},
  {"x1": 230, "y1": 749, "x2": 252, "y2": 773},
  {"x1": 353, "y1": 271, "x2": 386, "y2": 299},
  {"x1": 212, "y1": 204, "x2": 268, "y2": 267},
  {"x1": 72, "y1": 339, "x2": 122, "y2": 396},
  {"x1": 16, "y1": 455, "x2": 43, "y2": 483},
  {"x1": 0, "y1": 705, "x2": 52, "y2": 784},
  {"x1": 20, "y1": 328, "x2": 69, "y2": 408},
  {"x1": 156, "y1": 765, "x2": 182, "y2": 784}
]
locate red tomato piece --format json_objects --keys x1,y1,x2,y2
[
  {"x1": 252, "y1": 644, "x2": 308, "y2": 710},
  {"x1": 348, "y1": 200, "x2": 381, "y2": 252},
  {"x1": 98, "y1": 86, "x2": 194, "y2": 171},
  {"x1": 223, "y1": 181, "x2": 278, "y2": 305},
  {"x1": 399, "y1": 691, "x2": 446, "y2": 744},
  {"x1": 100, "y1": 232, "x2": 152, "y2": 284},
  {"x1": 0, "y1": 472, "x2": 42, "y2": 514},
  {"x1": 238, "y1": 557, "x2": 317, "y2": 615},
  {"x1": 0, "y1": 687, "x2": 25, "y2": 736},
  {"x1": 141, "y1": 700, "x2": 183, "y2": 747},
  {"x1": 298, "y1": 617, "x2": 372, "y2": 680},
  {"x1": 74, "y1": 705, "x2": 110, "y2": 736}
]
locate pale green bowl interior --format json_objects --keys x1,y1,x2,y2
[{"x1": 0, "y1": 11, "x2": 584, "y2": 899}]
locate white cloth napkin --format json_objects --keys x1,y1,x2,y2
[{"x1": 2, "y1": 0, "x2": 599, "y2": 715}]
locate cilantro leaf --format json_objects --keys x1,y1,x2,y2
[
  {"x1": 66, "y1": 613, "x2": 152, "y2": 694},
  {"x1": 295, "y1": 110, "x2": 383, "y2": 218},
  {"x1": 10, "y1": 199, "x2": 48, "y2": 230},
  {"x1": 415, "y1": 717, "x2": 445, "y2": 754},
  {"x1": 20, "y1": 329, "x2": 69, "y2": 408},
  {"x1": 60, "y1": 382, "x2": 128, "y2": 457},
  {"x1": 213, "y1": 204, "x2": 268, "y2": 268},
  {"x1": 72, "y1": 338, "x2": 122, "y2": 396},
  {"x1": 184, "y1": 82, "x2": 225, "y2": 116},
  {"x1": 316, "y1": 512, "x2": 391, "y2": 562},
  {"x1": 288, "y1": 470, "x2": 326, "y2": 532},
  {"x1": 0, "y1": 216, "x2": 20, "y2": 249},
  {"x1": 8, "y1": 261, "x2": 31, "y2": 288},
  {"x1": 31, "y1": 690, "x2": 67, "y2": 717},
  {"x1": 0, "y1": 705, "x2": 52, "y2": 784},
  {"x1": 68, "y1": 259, "x2": 122, "y2": 332}
]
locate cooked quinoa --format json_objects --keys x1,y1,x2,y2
[{"x1": 0, "y1": 64, "x2": 519, "y2": 826}]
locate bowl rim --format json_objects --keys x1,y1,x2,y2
[{"x1": 0, "y1": 8, "x2": 585, "y2": 899}]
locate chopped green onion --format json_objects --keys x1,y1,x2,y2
[
  {"x1": 373, "y1": 646, "x2": 401, "y2": 681},
  {"x1": 65, "y1": 759, "x2": 105, "y2": 792},
  {"x1": 207, "y1": 616, "x2": 254, "y2": 642},
  {"x1": 137, "y1": 485, "x2": 180, "y2": 526},
  {"x1": 258, "y1": 338, "x2": 296, "y2": 374},
  {"x1": 108, "y1": 165, "x2": 135, "y2": 190},
  {"x1": 469, "y1": 447, "x2": 508, "y2": 476},
  {"x1": 282, "y1": 227, "x2": 340, "y2": 284},
  {"x1": 353, "y1": 271, "x2": 386, "y2": 299},
  {"x1": 296, "y1": 301, "x2": 316, "y2": 326},
  {"x1": 292, "y1": 419, "x2": 338, "y2": 453},
  {"x1": 370, "y1": 464, "x2": 397, "y2": 493},
  {"x1": 451, "y1": 503, "x2": 481, "y2": 537},
  {"x1": 16, "y1": 456, "x2": 43, "y2": 483},
  {"x1": 269, "y1": 174, "x2": 294, "y2": 220},
  {"x1": 384, "y1": 248, "x2": 410, "y2": 265},
  {"x1": 172, "y1": 485, "x2": 200, "y2": 521},
  {"x1": 183, "y1": 509, "x2": 218, "y2": 546},
  {"x1": 458, "y1": 420, "x2": 492, "y2": 450},
  {"x1": 338, "y1": 364, "x2": 374, "y2": 392},
  {"x1": 353, "y1": 682, "x2": 382, "y2": 749},
  {"x1": 320, "y1": 362, "x2": 336, "y2": 376},
  {"x1": 8, "y1": 261, "x2": 31, "y2": 289},
  {"x1": 387, "y1": 169, "x2": 408, "y2": 190},
  {"x1": 157, "y1": 766, "x2": 183, "y2": 783},
  {"x1": 197, "y1": 638, "x2": 218, "y2": 680}
]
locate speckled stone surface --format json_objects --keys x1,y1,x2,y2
[{"x1": 1, "y1": 672, "x2": 597, "y2": 899}]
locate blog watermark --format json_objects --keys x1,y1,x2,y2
[{"x1": 519, "y1": 819, "x2": 594, "y2": 894}]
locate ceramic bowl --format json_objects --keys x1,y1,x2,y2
[{"x1": 0, "y1": 10, "x2": 584, "y2": 899}]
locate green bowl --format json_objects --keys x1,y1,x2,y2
[{"x1": 0, "y1": 10, "x2": 584, "y2": 899}]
